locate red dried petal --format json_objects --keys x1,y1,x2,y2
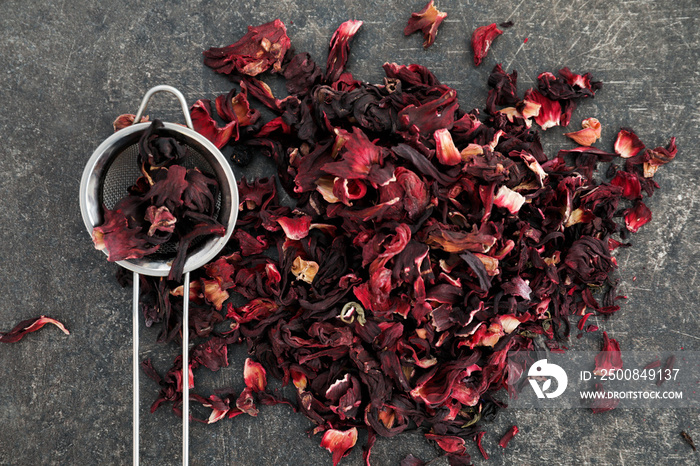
[
  {"x1": 190, "y1": 99, "x2": 238, "y2": 149},
  {"x1": 624, "y1": 201, "x2": 652, "y2": 233},
  {"x1": 0, "y1": 316, "x2": 70, "y2": 343},
  {"x1": 614, "y1": 128, "x2": 645, "y2": 158},
  {"x1": 471, "y1": 23, "x2": 503, "y2": 66},
  {"x1": 244, "y1": 358, "x2": 267, "y2": 392},
  {"x1": 644, "y1": 137, "x2": 677, "y2": 178},
  {"x1": 326, "y1": 20, "x2": 363, "y2": 83},
  {"x1": 610, "y1": 170, "x2": 642, "y2": 200},
  {"x1": 524, "y1": 88, "x2": 561, "y2": 130},
  {"x1": 498, "y1": 425, "x2": 519, "y2": 448},
  {"x1": 203, "y1": 19, "x2": 290, "y2": 76},
  {"x1": 404, "y1": 0, "x2": 448, "y2": 49},
  {"x1": 593, "y1": 331, "x2": 623, "y2": 376},
  {"x1": 399, "y1": 89, "x2": 459, "y2": 137},
  {"x1": 145, "y1": 205, "x2": 176, "y2": 237},
  {"x1": 322, "y1": 127, "x2": 395, "y2": 186},
  {"x1": 277, "y1": 215, "x2": 312, "y2": 240},
  {"x1": 92, "y1": 208, "x2": 160, "y2": 262},
  {"x1": 424, "y1": 433, "x2": 467, "y2": 455},
  {"x1": 320, "y1": 428, "x2": 358, "y2": 466}
]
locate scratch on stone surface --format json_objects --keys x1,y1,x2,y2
[
  {"x1": 63, "y1": 39, "x2": 77, "y2": 78},
  {"x1": 505, "y1": 0, "x2": 527, "y2": 21},
  {"x1": 670, "y1": 330, "x2": 700, "y2": 341},
  {"x1": 505, "y1": 42, "x2": 527, "y2": 76}
]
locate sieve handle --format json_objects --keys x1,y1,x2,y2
[
  {"x1": 133, "y1": 85, "x2": 194, "y2": 130},
  {"x1": 133, "y1": 272, "x2": 140, "y2": 466}
]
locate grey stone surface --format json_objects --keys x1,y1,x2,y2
[{"x1": 0, "y1": 0, "x2": 698, "y2": 465}]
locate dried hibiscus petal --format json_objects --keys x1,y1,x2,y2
[
  {"x1": 614, "y1": 128, "x2": 645, "y2": 158},
  {"x1": 92, "y1": 208, "x2": 160, "y2": 262},
  {"x1": 113, "y1": 113, "x2": 149, "y2": 132},
  {"x1": 525, "y1": 88, "x2": 561, "y2": 130},
  {"x1": 498, "y1": 425, "x2": 519, "y2": 448},
  {"x1": 565, "y1": 117, "x2": 601, "y2": 146},
  {"x1": 203, "y1": 19, "x2": 290, "y2": 76},
  {"x1": 244, "y1": 358, "x2": 267, "y2": 392},
  {"x1": 320, "y1": 427, "x2": 358, "y2": 466},
  {"x1": 190, "y1": 99, "x2": 238, "y2": 149},
  {"x1": 0, "y1": 316, "x2": 69, "y2": 343},
  {"x1": 404, "y1": 0, "x2": 447, "y2": 49},
  {"x1": 326, "y1": 20, "x2": 363, "y2": 83},
  {"x1": 624, "y1": 200, "x2": 652, "y2": 233},
  {"x1": 471, "y1": 23, "x2": 503, "y2": 66},
  {"x1": 644, "y1": 137, "x2": 677, "y2": 178},
  {"x1": 593, "y1": 331, "x2": 623, "y2": 376}
]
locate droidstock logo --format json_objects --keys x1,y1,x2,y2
[{"x1": 528, "y1": 359, "x2": 568, "y2": 399}]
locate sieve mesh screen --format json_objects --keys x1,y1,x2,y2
[{"x1": 100, "y1": 141, "x2": 223, "y2": 258}]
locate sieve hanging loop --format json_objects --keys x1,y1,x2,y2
[{"x1": 133, "y1": 85, "x2": 194, "y2": 130}]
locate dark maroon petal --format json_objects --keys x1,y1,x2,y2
[
  {"x1": 398, "y1": 88, "x2": 459, "y2": 136},
  {"x1": 326, "y1": 20, "x2": 363, "y2": 83},
  {"x1": 425, "y1": 433, "x2": 467, "y2": 455},
  {"x1": 322, "y1": 127, "x2": 395, "y2": 186},
  {"x1": 471, "y1": 23, "x2": 503, "y2": 66},
  {"x1": 403, "y1": 0, "x2": 448, "y2": 49},
  {"x1": 215, "y1": 88, "x2": 260, "y2": 127},
  {"x1": 92, "y1": 208, "x2": 160, "y2": 262},
  {"x1": 0, "y1": 316, "x2": 70, "y2": 343},
  {"x1": 203, "y1": 19, "x2": 291, "y2": 76},
  {"x1": 192, "y1": 337, "x2": 228, "y2": 371}
]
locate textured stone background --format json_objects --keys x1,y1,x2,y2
[{"x1": 0, "y1": 0, "x2": 698, "y2": 464}]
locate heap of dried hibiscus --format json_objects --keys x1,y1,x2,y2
[{"x1": 121, "y1": 18, "x2": 675, "y2": 465}]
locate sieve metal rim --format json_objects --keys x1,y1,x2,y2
[{"x1": 79, "y1": 120, "x2": 238, "y2": 277}]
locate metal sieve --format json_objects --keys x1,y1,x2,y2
[{"x1": 79, "y1": 85, "x2": 238, "y2": 466}]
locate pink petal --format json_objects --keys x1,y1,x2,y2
[
  {"x1": 320, "y1": 428, "x2": 358, "y2": 466},
  {"x1": 243, "y1": 358, "x2": 267, "y2": 392}
]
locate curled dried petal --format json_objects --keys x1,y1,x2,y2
[
  {"x1": 113, "y1": 113, "x2": 149, "y2": 132},
  {"x1": 0, "y1": 316, "x2": 70, "y2": 343},
  {"x1": 244, "y1": 358, "x2": 267, "y2": 392},
  {"x1": 404, "y1": 0, "x2": 448, "y2": 49},
  {"x1": 320, "y1": 428, "x2": 358, "y2": 466},
  {"x1": 471, "y1": 23, "x2": 503, "y2": 66},
  {"x1": 614, "y1": 128, "x2": 645, "y2": 158},
  {"x1": 624, "y1": 201, "x2": 652, "y2": 233},
  {"x1": 433, "y1": 129, "x2": 461, "y2": 166},
  {"x1": 593, "y1": 331, "x2": 623, "y2": 376},
  {"x1": 326, "y1": 20, "x2": 363, "y2": 83},
  {"x1": 565, "y1": 118, "x2": 601, "y2": 146},
  {"x1": 498, "y1": 425, "x2": 519, "y2": 448},
  {"x1": 203, "y1": 19, "x2": 291, "y2": 76}
]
